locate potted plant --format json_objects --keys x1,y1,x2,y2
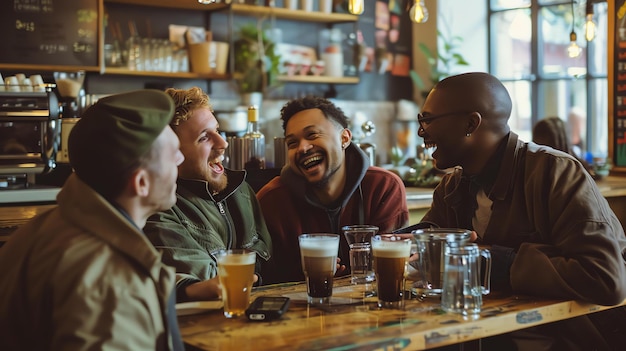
[
  {"x1": 410, "y1": 28, "x2": 469, "y2": 99},
  {"x1": 234, "y1": 24, "x2": 281, "y2": 102}
]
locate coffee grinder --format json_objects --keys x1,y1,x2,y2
[
  {"x1": 53, "y1": 71, "x2": 86, "y2": 119},
  {"x1": 53, "y1": 71, "x2": 85, "y2": 163}
]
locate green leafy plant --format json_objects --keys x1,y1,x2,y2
[
  {"x1": 410, "y1": 29, "x2": 470, "y2": 95},
  {"x1": 234, "y1": 24, "x2": 281, "y2": 94}
]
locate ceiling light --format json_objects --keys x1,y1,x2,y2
[
  {"x1": 567, "y1": 1, "x2": 582, "y2": 58},
  {"x1": 568, "y1": 31, "x2": 582, "y2": 58},
  {"x1": 585, "y1": 1, "x2": 596, "y2": 41},
  {"x1": 348, "y1": 0, "x2": 364, "y2": 15},
  {"x1": 409, "y1": 0, "x2": 428, "y2": 23}
]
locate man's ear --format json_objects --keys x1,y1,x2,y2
[
  {"x1": 130, "y1": 168, "x2": 150, "y2": 197},
  {"x1": 467, "y1": 112, "x2": 482, "y2": 135},
  {"x1": 341, "y1": 128, "x2": 352, "y2": 145}
]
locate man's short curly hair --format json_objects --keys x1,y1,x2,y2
[
  {"x1": 165, "y1": 87, "x2": 213, "y2": 128},
  {"x1": 280, "y1": 96, "x2": 349, "y2": 131}
]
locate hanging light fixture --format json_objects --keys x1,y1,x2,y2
[
  {"x1": 584, "y1": 1, "x2": 596, "y2": 41},
  {"x1": 348, "y1": 0, "x2": 364, "y2": 15},
  {"x1": 409, "y1": 0, "x2": 428, "y2": 23},
  {"x1": 567, "y1": 0, "x2": 582, "y2": 58}
]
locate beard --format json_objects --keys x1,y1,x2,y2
[
  {"x1": 207, "y1": 172, "x2": 228, "y2": 194},
  {"x1": 312, "y1": 162, "x2": 341, "y2": 188}
]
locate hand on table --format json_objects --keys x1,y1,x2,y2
[{"x1": 185, "y1": 274, "x2": 259, "y2": 301}]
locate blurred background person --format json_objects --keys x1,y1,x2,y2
[
  {"x1": 568, "y1": 106, "x2": 586, "y2": 159},
  {"x1": 532, "y1": 116, "x2": 594, "y2": 176}
]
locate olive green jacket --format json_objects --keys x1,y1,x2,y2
[{"x1": 145, "y1": 169, "x2": 272, "y2": 301}]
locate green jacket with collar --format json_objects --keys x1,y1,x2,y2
[{"x1": 145, "y1": 169, "x2": 272, "y2": 302}]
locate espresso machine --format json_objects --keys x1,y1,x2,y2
[{"x1": 0, "y1": 81, "x2": 61, "y2": 202}]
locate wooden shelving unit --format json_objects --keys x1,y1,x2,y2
[
  {"x1": 277, "y1": 75, "x2": 359, "y2": 84},
  {"x1": 101, "y1": 1, "x2": 361, "y2": 84},
  {"x1": 104, "y1": 1, "x2": 359, "y2": 23},
  {"x1": 102, "y1": 67, "x2": 230, "y2": 80}
]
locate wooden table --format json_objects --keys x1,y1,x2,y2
[{"x1": 178, "y1": 277, "x2": 626, "y2": 350}]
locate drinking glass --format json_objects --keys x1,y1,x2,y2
[
  {"x1": 342, "y1": 225, "x2": 378, "y2": 284},
  {"x1": 371, "y1": 234, "x2": 412, "y2": 309},
  {"x1": 216, "y1": 249, "x2": 256, "y2": 318},
  {"x1": 410, "y1": 228, "x2": 471, "y2": 297},
  {"x1": 441, "y1": 243, "x2": 491, "y2": 315},
  {"x1": 298, "y1": 234, "x2": 339, "y2": 304}
]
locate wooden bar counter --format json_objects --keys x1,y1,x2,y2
[{"x1": 178, "y1": 277, "x2": 626, "y2": 351}]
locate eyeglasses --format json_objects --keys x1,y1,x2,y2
[{"x1": 417, "y1": 111, "x2": 472, "y2": 128}]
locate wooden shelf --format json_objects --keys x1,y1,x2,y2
[
  {"x1": 277, "y1": 75, "x2": 359, "y2": 84},
  {"x1": 104, "y1": 1, "x2": 359, "y2": 23},
  {"x1": 231, "y1": 4, "x2": 358, "y2": 23},
  {"x1": 102, "y1": 67, "x2": 230, "y2": 80},
  {"x1": 104, "y1": 0, "x2": 229, "y2": 11}
]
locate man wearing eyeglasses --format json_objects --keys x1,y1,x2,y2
[{"x1": 415, "y1": 72, "x2": 626, "y2": 350}]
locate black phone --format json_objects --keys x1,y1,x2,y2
[{"x1": 245, "y1": 296, "x2": 290, "y2": 321}]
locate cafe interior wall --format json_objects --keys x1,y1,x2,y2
[{"x1": 89, "y1": 0, "x2": 487, "y2": 166}]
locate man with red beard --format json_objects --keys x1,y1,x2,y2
[
  {"x1": 416, "y1": 72, "x2": 626, "y2": 350},
  {"x1": 145, "y1": 87, "x2": 271, "y2": 301},
  {"x1": 257, "y1": 96, "x2": 409, "y2": 284}
]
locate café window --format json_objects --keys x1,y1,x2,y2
[{"x1": 489, "y1": 0, "x2": 608, "y2": 159}]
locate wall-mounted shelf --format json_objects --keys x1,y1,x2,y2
[
  {"x1": 104, "y1": 1, "x2": 358, "y2": 23},
  {"x1": 277, "y1": 75, "x2": 359, "y2": 84},
  {"x1": 104, "y1": 0, "x2": 229, "y2": 11},
  {"x1": 231, "y1": 4, "x2": 358, "y2": 23},
  {"x1": 102, "y1": 67, "x2": 230, "y2": 80}
]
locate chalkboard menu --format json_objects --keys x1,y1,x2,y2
[
  {"x1": 0, "y1": 0, "x2": 99, "y2": 67},
  {"x1": 614, "y1": 0, "x2": 626, "y2": 166}
]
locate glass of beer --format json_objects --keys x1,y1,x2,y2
[
  {"x1": 216, "y1": 249, "x2": 256, "y2": 318},
  {"x1": 298, "y1": 234, "x2": 340, "y2": 304},
  {"x1": 371, "y1": 234, "x2": 412, "y2": 309}
]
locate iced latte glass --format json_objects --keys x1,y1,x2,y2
[{"x1": 298, "y1": 234, "x2": 340, "y2": 304}]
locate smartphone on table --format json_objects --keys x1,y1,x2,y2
[{"x1": 245, "y1": 296, "x2": 290, "y2": 321}]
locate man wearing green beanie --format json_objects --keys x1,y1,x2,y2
[{"x1": 0, "y1": 89, "x2": 185, "y2": 350}]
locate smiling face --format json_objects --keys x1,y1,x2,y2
[
  {"x1": 418, "y1": 90, "x2": 475, "y2": 171},
  {"x1": 284, "y1": 108, "x2": 351, "y2": 188},
  {"x1": 174, "y1": 107, "x2": 228, "y2": 193}
]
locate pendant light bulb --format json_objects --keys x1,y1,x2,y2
[
  {"x1": 584, "y1": 1, "x2": 596, "y2": 41},
  {"x1": 567, "y1": 31, "x2": 582, "y2": 58},
  {"x1": 409, "y1": 0, "x2": 428, "y2": 23},
  {"x1": 348, "y1": 0, "x2": 364, "y2": 15}
]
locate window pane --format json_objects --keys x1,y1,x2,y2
[
  {"x1": 589, "y1": 78, "x2": 608, "y2": 158},
  {"x1": 537, "y1": 79, "x2": 587, "y2": 154},
  {"x1": 588, "y1": 2, "x2": 608, "y2": 76},
  {"x1": 503, "y1": 80, "x2": 532, "y2": 142},
  {"x1": 491, "y1": 9, "x2": 532, "y2": 79},
  {"x1": 538, "y1": 0, "x2": 569, "y2": 5},
  {"x1": 540, "y1": 4, "x2": 587, "y2": 78},
  {"x1": 490, "y1": 0, "x2": 530, "y2": 11}
]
